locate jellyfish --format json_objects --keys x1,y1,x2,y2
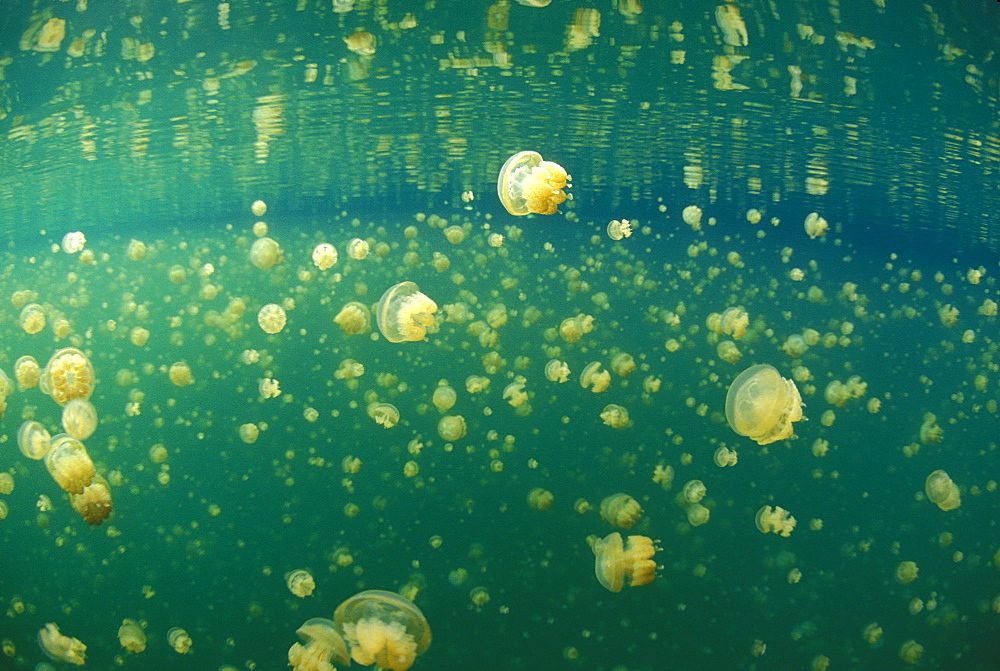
[
  {"x1": 45, "y1": 435, "x2": 95, "y2": 495},
  {"x1": 19, "y1": 303, "x2": 46, "y2": 334},
  {"x1": 544, "y1": 359, "x2": 570, "y2": 383},
  {"x1": 755, "y1": 505, "x2": 797, "y2": 537},
  {"x1": 437, "y1": 415, "x2": 467, "y2": 441},
  {"x1": 376, "y1": 282, "x2": 438, "y2": 343},
  {"x1": 606, "y1": 219, "x2": 633, "y2": 240},
  {"x1": 334, "y1": 359, "x2": 365, "y2": 380},
  {"x1": 70, "y1": 474, "x2": 113, "y2": 526},
  {"x1": 895, "y1": 561, "x2": 919, "y2": 584},
  {"x1": 371, "y1": 403, "x2": 400, "y2": 428},
  {"x1": 39, "y1": 348, "x2": 95, "y2": 406},
  {"x1": 37, "y1": 623, "x2": 86, "y2": 665},
  {"x1": 286, "y1": 569, "x2": 316, "y2": 598},
  {"x1": 167, "y1": 628, "x2": 192, "y2": 654},
  {"x1": 803, "y1": 212, "x2": 829, "y2": 239},
  {"x1": 61, "y1": 399, "x2": 98, "y2": 440},
  {"x1": 333, "y1": 590, "x2": 432, "y2": 671},
  {"x1": 347, "y1": 238, "x2": 370, "y2": 260},
  {"x1": 61, "y1": 231, "x2": 86, "y2": 254},
  {"x1": 345, "y1": 30, "x2": 377, "y2": 56},
  {"x1": 719, "y1": 307, "x2": 749, "y2": 339},
  {"x1": 717, "y1": 340, "x2": 742, "y2": 364},
  {"x1": 713, "y1": 445, "x2": 738, "y2": 467},
  {"x1": 18, "y1": 421, "x2": 51, "y2": 460},
  {"x1": 117, "y1": 619, "x2": 146, "y2": 654},
  {"x1": 599, "y1": 493, "x2": 642, "y2": 529},
  {"x1": 924, "y1": 469, "x2": 961, "y2": 511},
  {"x1": 168, "y1": 361, "x2": 194, "y2": 387},
  {"x1": 259, "y1": 378, "x2": 282, "y2": 399},
  {"x1": 464, "y1": 376, "x2": 490, "y2": 393},
  {"x1": 592, "y1": 532, "x2": 658, "y2": 592},
  {"x1": 14, "y1": 355, "x2": 40, "y2": 389},
  {"x1": 681, "y1": 480, "x2": 707, "y2": 504},
  {"x1": 288, "y1": 618, "x2": 350, "y2": 671},
  {"x1": 559, "y1": 313, "x2": 594, "y2": 342},
  {"x1": 431, "y1": 383, "x2": 457, "y2": 413},
  {"x1": 496, "y1": 151, "x2": 571, "y2": 216},
  {"x1": 250, "y1": 237, "x2": 282, "y2": 269},
  {"x1": 725, "y1": 364, "x2": 804, "y2": 445},
  {"x1": 312, "y1": 243, "x2": 339, "y2": 270},
  {"x1": 239, "y1": 423, "x2": 260, "y2": 444},
  {"x1": 580, "y1": 362, "x2": 611, "y2": 393},
  {"x1": 599, "y1": 404, "x2": 632, "y2": 429},
  {"x1": 918, "y1": 413, "x2": 943, "y2": 445},
  {"x1": 527, "y1": 487, "x2": 554, "y2": 511},
  {"x1": 258, "y1": 303, "x2": 288, "y2": 334},
  {"x1": 610, "y1": 352, "x2": 636, "y2": 377},
  {"x1": 502, "y1": 380, "x2": 528, "y2": 407}
]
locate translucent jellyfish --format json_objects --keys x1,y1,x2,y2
[
  {"x1": 70, "y1": 474, "x2": 112, "y2": 526},
  {"x1": 347, "y1": 238, "x2": 370, "y2": 260},
  {"x1": 606, "y1": 219, "x2": 633, "y2": 240},
  {"x1": 496, "y1": 150, "x2": 571, "y2": 216},
  {"x1": 333, "y1": 590, "x2": 431, "y2": 671},
  {"x1": 14, "y1": 355, "x2": 40, "y2": 389},
  {"x1": 681, "y1": 480, "x2": 707, "y2": 504},
  {"x1": 719, "y1": 307, "x2": 749, "y2": 339},
  {"x1": 371, "y1": 403, "x2": 400, "y2": 428},
  {"x1": 258, "y1": 304, "x2": 288, "y2": 334},
  {"x1": 559, "y1": 314, "x2": 594, "y2": 342},
  {"x1": 376, "y1": 282, "x2": 439, "y2": 343},
  {"x1": 592, "y1": 532, "x2": 658, "y2": 592},
  {"x1": 580, "y1": 362, "x2": 611, "y2": 393},
  {"x1": 286, "y1": 569, "x2": 316, "y2": 598},
  {"x1": 464, "y1": 376, "x2": 490, "y2": 393},
  {"x1": 527, "y1": 487, "x2": 554, "y2": 511},
  {"x1": 288, "y1": 618, "x2": 350, "y2": 671},
  {"x1": 599, "y1": 493, "x2": 642, "y2": 529},
  {"x1": 250, "y1": 237, "x2": 282, "y2": 269},
  {"x1": 167, "y1": 628, "x2": 192, "y2": 654},
  {"x1": 686, "y1": 503, "x2": 711, "y2": 526},
  {"x1": 600, "y1": 404, "x2": 632, "y2": 429},
  {"x1": 37, "y1": 623, "x2": 86, "y2": 665},
  {"x1": 169, "y1": 361, "x2": 194, "y2": 387},
  {"x1": 18, "y1": 421, "x2": 51, "y2": 460},
  {"x1": 239, "y1": 423, "x2": 260, "y2": 444},
  {"x1": 61, "y1": 399, "x2": 98, "y2": 440},
  {"x1": 437, "y1": 415, "x2": 467, "y2": 441},
  {"x1": 544, "y1": 359, "x2": 570, "y2": 383},
  {"x1": 345, "y1": 30, "x2": 377, "y2": 56},
  {"x1": 610, "y1": 352, "x2": 636, "y2": 377},
  {"x1": 502, "y1": 380, "x2": 528, "y2": 407},
  {"x1": 117, "y1": 619, "x2": 146, "y2": 653},
  {"x1": 717, "y1": 340, "x2": 742, "y2": 364},
  {"x1": 803, "y1": 212, "x2": 829, "y2": 239},
  {"x1": 45, "y1": 435, "x2": 95, "y2": 495},
  {"x1": 333, "y1": 302, "x2": 372, "y2": 336},
  {"x1": 19, "y1": 303, "x2": 46, "y2": 334},
  {"x1": 919, "y1": 413, "x2": 943, "y2": 445},
  {"x1": 898, "y1": 640, "x2": 923, "y2": 664},
  {"x1": 259, "y1": 378, "x2": 281, "y2": 399},
  {"x1": 334, "y1": 359, "x2": 365, "y2": 380},
  {"x1": 312, "y1": 243, "x2": 339, "y2": 270},
  {"x1": 725, "y1": 364, "x2": 804, "y2": 445},
  {"x1": 61, "y1": 231, "x2": 87, "y2": 254},
  {"x1": 0, "y1": 473, "x2": 12, "y2": 495},
  {"x1": 755, "y1": 505, "x2": 797, "y2": 537},
  {"x1": 432, "y1": 383, "x2": 457, "y2": 412},
  {"x1": 713, "y1": 445, "x2": 738, "y2": 467},
  {"x1": 895, "y1": 561, "x2": 919, "y2": 584},
  {"x1": 924, "y1": 469, "x2": 961, "y2": 511},
  {"x1": 40, "y1": 348, "x2": 95, "y2": 406}
]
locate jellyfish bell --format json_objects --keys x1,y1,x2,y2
[
  {"x1": 924, "y1": 469, "x2": 961, "y2": 511},
  {"x1": 376, "y1": 282, "x2": 439, "y2": 343},
  {"x1": 592, "y1": 532, "x2": 658, "y2": 593},
  {"x1": 37, "y1": 623, "x2": 86, "y2": 665},
  {"x1": 725, "y1": 364, "x2": 804, "y2": 445},
  {"x1": 497, "y1": 150, "x2": 571, "y2": 216},
  {"x1": 288, "y1": 618, "x2": 350, "y2": 671},
  {"x1": 18, "y1": 420, "x2": 52, "y2": 460},
  {"x1": 70, "y1": 473, "x2": 113, "y2": 526},
  {"x1": 166, "y1": 628, "x2": 192, "y2": 654},
  {"x1": 285, "y1": 569, "x2": 316, "y2": 597},
  {"x1": 40, "y1": 348, "x2": 95, "y2": 406},
  {"x1": 333, "y1": 590, "x2": 431, "y2": 671},
  {"x1": 45, "y1": 434, "x2": 95, "y2": 495},
  {"x1": 599, "y1": 492, "x2": 642, "y2": 529},
  {"x1": 117, "y1": 619, "x2": 146, "y2": 654},
  {"x1": 334, "y1": 301, "x2": 372, "y2": 335},
  {"x1": 61, "y1": 398, "x2": 98, "y2": 440}
]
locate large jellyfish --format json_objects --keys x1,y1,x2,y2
[
  {"x1": 592, "y1": 532, "x2": 658, "y2": 592},
  {"x1": 288, "y1": 618, "x2": 350, "y2": 671},
  {"x1": 376, "y1": 282, "x2": 438, "y2": 343},
  {"x1": 725, "y1": 364, "x2": 804, "y2": 445},
  {"x1": 496, "y1": 150, "x2": 571, "y2": 216},
  {"x1": 333, "y1": 590, "x2": 432, "y2": 671}
]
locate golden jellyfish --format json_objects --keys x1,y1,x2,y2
[
  {"x1": 725, "y1": 364, "x2": 804, "y2": 445},
  {"x1": 898, "y1": 640, "x2": 923, "y2": 664},
  {"x1": 527, "y1": 487, "x2": 554, "y2": 511},
  {"x1": 719, "y1": 306, "x2": 749, "y2": 339},
  {"x1": 592, "y1": 532, "x2": 658, "y2": 592},
  {"x1": 686, "y1": 503, "x2": 711, "y2": 526},
  {"x1": 258, "y1": 303, "x2": 288, "y2": 334},
  {"x1": 681, "y1": 479, "x2": 707, "y2": 504},
  {"x1": 502, "y1": 380, "x2": 528, "y2": 407},
  {"x1": 347, "y1": 237, "x2": 370, "y2": 260},
  {"x1": 371, "y1": 403, "x2": 400, "y2": 428},
  {"x1": 804, "y1": 212, "x2": 829, "y2": 239},
  {"x1": 334, "y1": 359, "x2": 365, "y2": 380},
  {"x1": 919, "y1": 413, "x2": 943, "y2": 444},
  {"x1": 559, "y1": 313, "x2": 594, "y2": 342},
  {"x1": 600, "y1": 404, "x2": 632, "y2": 429},
  {"x1": 544, "y1": 359, "x2": 570, "y2": 383},
  {"x1": 249, "y1": 236, "x2": 282, "y2": 269},
  {"x1": 580, "y1": 361, "x2": 611, "y2": 393},
  {"x1": 239, "y1": 423, "x2": 260, "y2": 444},
  {"x1": 333, "y1": 302, "x2": 372, "y2": 336},
  {"x1": 755, "y1": 505, "x2": 797, "y2": 537},
  {"x1": 345, "y1": 29, "x2": 377, "y2": 56},
  {"x1": 130, "y1": 326, "x2": 150, "y2": 347},
  {"x1": 437, "y1": 415, "x2": 467, "y2": 441},
  {"x1": 895, "y1": 561, "x2": 919, "y2": 584},
  {"x1": 286, "y1": 569, "x2": 316, "y2": 598},
  {"x1": 713, "y1": 445, "x2": 738, "y2": 467},
  {"x1": 70, "y1": 473, "x2": 112, "y2": 525},
  {"x1": 312, "y1": 243, "x2": 339, "y2": 270},
  {"x1": 0, "y1": 473, "x2": 12, "y2": 495},
  {"x1": 14, "y1": 355, "x2": 40, "y2": 389},
  {"x1": 288, "y1": 618, "x2": 350, "y2": 671},
  {"x1": 717, "y1": 340, "x2": 742, "y2": 364},
  {"x1": 45, "y1": 435, "x2": 95, "y2": 495},
  {"x1": 465, "y1": 375, "x2": 490, "y2": 393},
  {"x1": 37, "y1": 623, "x2": 86, "y2": 665},
  {"x1": 61, "y1": 399, "x2": 98, "y2": 440},
  {"x1": 117, "y1": 619, "x2": 146, "y2": 654},
  {"x1": 18, "y1": 420, "x2": 51, "y2": 460},
  {"x1": 599, "y1": 492, "x2": 642, "y2": 529},
  {"x1": 376, "y1": 282, "x2": 438, "y2": 343},
  {"x1": 61, "y1": 231, "x2": 86, "y2": 253},
  {"x1": 334, "y1": 590, "x2": 431, "y2": 671},
  {"x1": 925, "y1": 469, "x2": 961, "y2": 511},
  {"x1": 167, "y1": 628, "x2": 192, "y2": 654},
  {"x1": 259, "y1": 378, "x2": 282, "y2": 399},
  {"x1": 610, "y1": 352, "x2": 636, "y2": 377},
  {"x1": 168, "y1": 361, "x2": 194, "y2": 387},
  {"x1": 606, "y1": 219, "x2": 633, "y2": 240},
  {"x1": 432, "y1": 383, "x2": 457, "y2": 412},
  {"x1": 40, "y1": 348, "x2": 95, "y2": 406},
  {"x1": 496, "y1": 150, "x2": 571, "y2": 216},
  {"x1": 19, "y1": 303, "x2": 46, "y2": 334}
]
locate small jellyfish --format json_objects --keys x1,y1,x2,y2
[
  {"x1": 600, "y1": 404, "x2": 632, "y2": 429},
  {"x1": 239, "y1": 423, "x2": 260, "y2": 444},
  {"x1": 286, "y1": 569, "x2": 316, "y2": 598},
  {"x1": 288, "y1": 618, "x2": 350, "y2": 671},
  {"x1": 347, "y1": 238, "x2": 370, "y2": 260},
  {"x1": 61, "y1": 231, "x2": 86, "y2": 254},
  {"x1": 610, "y1": 352, "x2": 636, "y2": 377},
  {"x1": 803, "y1": 212, "x2": 829, "y2": 239},
  {"x1": 496, "y1": 150, "x2": 571, "y2": 216},
  {"x1": 599, "y1": 493, "x2": 642, "y2": 529},
  {"x1": 168, "y1": 362, "x2": 194, "y2": 387},
  {"x1": 117, "y1": 619, "x2": 146, "y2": 654},
  {"x1": 70, "y1": 474, "x2": 112, "y2": 526},
  {"x1": 37, "y1": 623, "x2": 86, "y2": 665},
  {"x1": 61, "y1": 399, "x2": 98, "y2": 440},
  {"x1": 45, "y1": 435, "x2": 95, "y2": 495},
  {"x1": 502, "y1": 380, "x2": 528, "y2": 407},
  {"x1": 19, "y1": 304, "x2": 46, "y2": 334},
  {"x1": 725, "y1": 364, "x2": 804, "y2": 445},
  {"x1": 18, "y1": 421, "x2": 52, "y2": 460},
  {"x1": 437, "y1": 415, "x2": 467, "y2": 442},
  {"x1": 713, "y1": 445, "x2": 738, "y2": 467},
  {"x1": 919, "y1": 413, "x2": 943, "y2": 445},
  {"x1": 259, "y1": 378, "x2": 281, "y2": 399},
  {"x1": 334, "y1": 302, "x2": 372, "y2": 336},
  {"x1": 895, "y1": 561, "x2": 919, "y2": 584},
  {"x1": 0, "y1": 473, "x2": 12, "y2": 495},
  {"x1": 924, "y1": 469, "x2": 961, "y2": 511},
  {"x1": 544, "y1": 359, "x2": 570, "y2": 383},
  {"x1": 14, "y1": 355, "x2": 41, "y2": 389},
  {"x1": 258, "y1": 303, "x2": 288, "y2": 334},
  {"x1": 166, "y1": 628, "x2": 192, "y2": 654},
  {"x1": 333, "y1": 590, "x2": 432, "y2": 671},
  {"x1": 371, "y1": 403, "x2": 400, "y2": 428},
  {"x1": 312, "y1": 243, "x2": 339, "y2": 270},
  {"x1": 376, "y1": 282, "x2": 438, "y2": 343},
  {"x1": 345, "y1": 29, "x2": 377, "y2": 56},
  {"x1": 755, "y1": 505, "x2": 797, "y2": 537},
  {"x1": 592, "y1": 532, "x2": 658, "y2": 592},
  {"x1": 580, "y1": 362, "x2": 611, "y2": 393},
  {"x1": 527, "y1": 487, "x2": 554, "y2": 511},
  {"x1": 606, "y1": 219, "x2": 634, "y2": 240},
  {"x1": 250, "y1": 237, "x2": 282, "y2": 269},
  {"x1": 431, "y1": 383, "x2": 457, "y2": 413},
  {"x1": 40, "y1": 348, "x2": 95, "y2": 406}
]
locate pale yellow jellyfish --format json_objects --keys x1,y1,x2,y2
[
  {"x1": 45, "y1": 435, "x2": 95, "y2": 495},
  {"x1": 167, "y1": 627, "x2": 192, "y2": 654},
  {"x1": 14, "y1": 355, "x2": 40, "y2": 389},
  {"x1": 862, "y1": 622, "x2": 883, "y2": 646},
  {"x1": 606, "y1": 219, "x2": 634, "y2": 240},
  {"x1": 288, "y1": 618, "x2": 350, "y2": 671},
  {"x1": 465, "y1": 375, "x2": 490, "y2": 393},
  {"x1": 239, "y1": 423, "x2": 260, "y2": 444},
  {"x1": 168, "y1": 361, "x2": 194, "y2": 387},
  {"x1": 431, "y1": 383, "x2": 457, "y2": 413},
  {"x1": 345, "y1": 29, "x2": 377, "y2": 55},
  {"x1": 599, "y1": 404, "x2": 632, "y2": 429},
  {"x1": 18, "y1": 420, "x2": 51, "y2": 460},
  {"x1": 924, "y1": 469, "x2": 961, "y2": 511},
  {"x1": 544, "y1": 359, "x2": 570, "y2": 383},
  {"x1": 117, "y1": 619, "x2": 146, "y2": 654},
  {"x1": 681, "y1": 480, "x2": 707, "y2": 504},
  {"x1": 70, "y1": 473, "x2": 113, "y2": 526},
  {"x1": 918, "y1": 413, "x2": 943, "y2": 445},
  {"x1": 719, "y1": 307, "x2": 750, "y2": 339},
  {"x1": 686, "y1": 503, "x2": 711, "y2": 526},
  {"x1": 592, "y1": 532, "x2": 657, "y2": 592},
  {"x1": 610, "y1": 352, "x2": 636, "y2": 377},
  {"x1": 259, "y1": 378, "x2": 281, "y2": 399},
  {"x1": 347, "y1": 238, "x2": 370, "y2": 260},
  {"x1": 40, "y1": 348, "x2": 95, "y2": 406},
  {"x1": 437, "y1": 415, "x2": 467, "y2": 441},
  {"x1": 804, "y1": 212, "x2": 829, "y2": 239},
  {"x1": 0, "y1": 473, "x2": 12, "y2": 495},
  {"x1": 61, "y1": 398, "x2": 98, "y2": 440},
  {"x1": 61, "y1": 231, "x2": 86, "y2": 253},
  {"x1": 250, "y1": 237, "x2": 282, "y2": 269},
  {"x1": 37, "y1": 623, "x2": 86, "y2": 665},
  {"x1": 599, "y1": 493, "x2": 642, "y2": 529},
  {"x1": 286, "y1": 569, "x2": 317, "y2": 597},
  {"x1": 713, "y1": 445, "x2": 738, "y2": 467},
  {"x1": 755, "y1": 505, "x2": 797, "y2": 537},
  {"x1": 502, "y1": 380, "x2": 528, "y2": 407},
  {"x1": 580, "y1": 362, "x2": 611, "y2": 393},
  {"x1": 376, "y1": 282, "x2": 438, "y2": 343},
  {"x1": 895, "y1": 561, "x2": 919, "y2": 584},
  {"x1": 898, "y1": 640, "x2": 923, "y2": 664},
  {"x1": 559, "y1": 314, "x2": 594, "y2": 342},
  {"x1": 312, "y1": 243, "x2": 339, "y2": 270},
  {"x1": 19, "y1": 303, "x2": 46, "y2": 334},
  {"x1": 725, "y1": 364, "x2": 804, "y2": 445},
  {"x1": 371, "y1": 403, "x2": 400, "y2": 428},
  {"x1": 333, "y1": 590, "x2": 432, "y2": 671},
  {"x1": 335, "y1": 359, "x2": 366, "y2": 380},
  {"x1": 527, "y1": 487, "x2": 554, "y2": 511},
  {"x1": 717, "y1": 340, "x2": 742, "y2": 364},
  {"x1": 258, "y1": 303, "x2": 288, "y2": 334},
  {"x1": 497, "y1": 150, "x2": 571, "y2": 216}
]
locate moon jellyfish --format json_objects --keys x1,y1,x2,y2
[
  {"x1": 333, "y1": 590, "x2": 432, "y2": 671},
  {"x1": 592, "y1": 532, "x2": 658, "y2": 592},
  {"x1": 376, "y1": 282, "x2": 438, "y2": 343},
  {"x1": 725, "y1": 364, "x2": 804, "y2": 445},
  {"x1": 37, "y1": 623, "x2": 86, "y2": 665},
  {"x1": 61, "y1": 399, "x2": 98, "y2": 440},
  {"x1": 496, "y1": 150, "x2": 571, "y2": 216}
]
